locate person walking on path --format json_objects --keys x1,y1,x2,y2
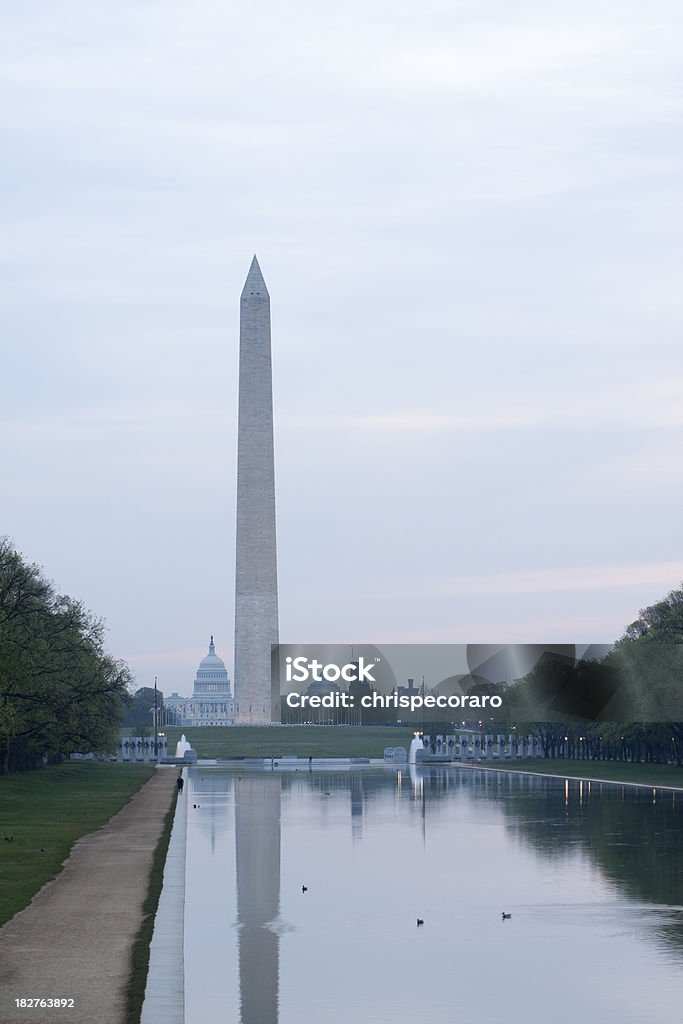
[{"x1": 176, "y1": 776, "x2": 184, "y2": 794}]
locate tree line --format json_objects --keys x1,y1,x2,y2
[
  {"x1": 496, "y1": 585, "x2": 683, "y2": 763},
  {"x1": 0, "y1": 539, "x2": 131, "y2": 773}
]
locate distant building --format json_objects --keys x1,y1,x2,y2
[
  {"x1": 394, "y1": 677, "x2": 420, "y2": 701},
  {"x1": 166, "y1": 636, "x2": 234, "y2": 727}
]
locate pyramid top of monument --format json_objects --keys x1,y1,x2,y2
[{"x1": 241, "y1": 255, "x2": 269, "y2": 299}]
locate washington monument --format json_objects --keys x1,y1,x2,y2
[{"x1": 234, "y1": 256, "x2": 280, "y2": 724}]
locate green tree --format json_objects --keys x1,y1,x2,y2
[
  {"x1": 0, "y1": 538, "x2": 131, "y2": 772},
  {"x1": 622, "y1": 584, "x2": 683, "y2": 642},
  {"x1": 120, "y1": 686, "x2": 165, "y2": 730},
  {"x1": 610, "y1": 583, "x2": 683, "y2": 741}
]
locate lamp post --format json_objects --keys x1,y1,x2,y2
[{"x1": 154, "y1": 676, "x2": 158, "y2": 762}]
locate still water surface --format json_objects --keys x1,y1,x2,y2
[{"x1": 183, "y1": 766, "x2": 683, "y2": 1024}]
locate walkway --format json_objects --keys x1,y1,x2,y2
[{"x1": 0, "y1": 768, "x2": 178, "y2": 1024}]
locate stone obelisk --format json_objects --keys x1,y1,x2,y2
[{"x1": 234, "y1": 256, "x2": 279, "y2": 724}]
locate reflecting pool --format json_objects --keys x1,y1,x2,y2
[{"x1": 183, "y1": 766, "x2": 683, "y2": 1024}]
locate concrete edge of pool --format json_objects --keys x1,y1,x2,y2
[
  {"x1": 141, "y1": 766, "x2": 188, "y2": 1024},
  {"x1": 185, "y1": 757, "x2": 683, "y2": 791}
]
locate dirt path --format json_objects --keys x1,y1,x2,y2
[{"x1": 0, "y1": 767, "x2": 178, "y2": 1024}]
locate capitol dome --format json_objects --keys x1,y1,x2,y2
[
  {"x1": 164, "y1": 637, "x2": 234, "y2": 727},
  {"x1": 196, "y1": 636, "x2": 228, "y2": 679},
  {"x1": 186, "y1": 636, "x2": 234, "y2": 726}
]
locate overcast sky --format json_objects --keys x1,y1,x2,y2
[{"x1": 2, "y1": 1, "x2": 682, "y2": 695}]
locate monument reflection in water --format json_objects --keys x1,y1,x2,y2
[
  {"x1": 235, "y1": 775, "x2": 281, "y2": 1024},
  {"x1": 184, "y1": 766, "x2": 683, "y2": 1024}
]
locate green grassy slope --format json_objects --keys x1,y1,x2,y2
[
  {"x1": 0, "y1": 762, "x2": 154, "y2": 926},
  {"x1": 157, "y1": 724, "x2": 415, "y2": 759}
]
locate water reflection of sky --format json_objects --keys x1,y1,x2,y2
[{"x1": 183, "y1": 767, "x2": 683, "y2": 1024}]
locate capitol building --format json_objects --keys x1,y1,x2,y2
[{"x1": 166, "y1": 636, "x2": 234, "y2": 727}]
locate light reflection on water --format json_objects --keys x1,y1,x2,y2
[{"x1": 183, "y1": 767, "x2": 683, "y2": 1024}]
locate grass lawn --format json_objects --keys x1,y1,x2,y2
[
  {"x1": 0, "y1": 762, "x2": 155, "y2": 926},
  {"x1": 481, "y1": 758, "x2": 683, "y2": 789},
  {"x1": 155, "y1": 724, "x2": 416, "y2": 759}
]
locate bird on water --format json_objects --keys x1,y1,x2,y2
[{"x1": 501, "y1": 912, "x2": 511, "y2": 920}]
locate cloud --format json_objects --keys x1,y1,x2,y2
[
  {"x1": 279, "y1": 375, "x2": 683, "y2": 433},
  {"x1": 421, "y1": 562, "x2": 683, "y2": 599}
]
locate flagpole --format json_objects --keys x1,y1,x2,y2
[{"x1": 154, "y1": 676, "x2": 158, "y2": 762}]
